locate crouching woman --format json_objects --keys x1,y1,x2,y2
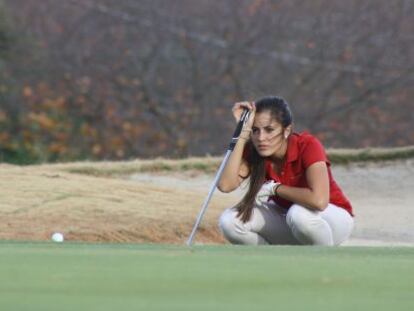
[{"x1": 218, "y1": 96, "x2": 354, "y2": 246}]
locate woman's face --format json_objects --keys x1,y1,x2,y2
[{"x1": 251, "y1": 111, "x2": 286, "y2": 157}]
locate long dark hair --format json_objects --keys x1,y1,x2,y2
[{"x1": 236, "y1": 96, "x2": 293, "y2": 222}]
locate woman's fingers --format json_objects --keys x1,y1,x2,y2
[
  {"x1": 233, "y1": 101, "x2": 254, "y2": 111},
  {"x1": 232, "y1": 101, "x2": 255, "y2": 122},
  {"x1": 245, "y1": 105, "x2": 256, "y2": 129}
]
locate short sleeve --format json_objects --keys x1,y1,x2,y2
[{"x1": 301, "y1": 136, "x2": 329, "y2": 169}]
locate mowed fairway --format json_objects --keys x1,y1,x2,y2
[{"x1": 0, "y1": 242, "x2": 413, "y2": 311}]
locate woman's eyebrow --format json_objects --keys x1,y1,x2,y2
[
  {"x1": 252, "y1": 123, "x2": 278, "y2": 128},
  {"x1": 252, "y1": 125, "x2": 275, "y2": 129}
]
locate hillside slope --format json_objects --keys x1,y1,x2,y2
[{"x1": 1, "y1": 158, "x2": 413, "y2": 246}]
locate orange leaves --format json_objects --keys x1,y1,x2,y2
[
  {"x1": 0, "y1": 132, "x2": 10, "y2": 144},
  {"x1": 129, "y1": 122, "x2": 148, "y2": 137},
  {"x1": 48, "y1": 142, "x2": 67, "y2": 155},
  {"x1": 23, "y1": 86, "x2": 33, "y2": 98},
  {"x1": 122, "y1": 121, "x2": 133, "y2": 132},
  {"x1": 12, "y1": 85, "x2": 78, "y2": 162},
  {"x1": 28, "y1": 112, "x2": 56, "y2": 130},
  {"x1": 110, "y1": 137, "x2": 126, "y2": 158},
  {"x1": 43, "y1": 97, "x2": 66, "y2": 109},
  {"x1": 11, "y1": 78, "x2": 165, "y2": 162},
  {"x1": 110, "y1": 137, "x2": 124, "y2": 148},
  {"x1": 81, "y1": 123, "x2": 98, "y2": 139},
  {"x1": 0, "y1": 110, "x2": 7, "y2": 122}
]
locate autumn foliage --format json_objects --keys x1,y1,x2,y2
[{"x1": 0, "y1": 0, "x2": 413, "y2": 164}]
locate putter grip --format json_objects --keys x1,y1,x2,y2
[{"x1": 228, "y1": 108, "x2": 249, "y2": 151}]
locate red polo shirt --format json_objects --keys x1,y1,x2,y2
[{"x1": 244, "y1": 132, "x2": 353, "y2": 216}]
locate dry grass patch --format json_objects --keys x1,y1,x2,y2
[{"x1": 0, "y1": 163, "x2": 230, "y2": 244}]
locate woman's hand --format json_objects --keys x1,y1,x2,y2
[
  {"x1": 232, "y1": 101, "x2": 256, "y2": 129},
  {"x1": 255, "y1": 180, "x2": 280, "y2": 207}
]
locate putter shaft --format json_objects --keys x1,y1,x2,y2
[{"x1": 186, "y1": 109, "x2": 250, "y2": 246}]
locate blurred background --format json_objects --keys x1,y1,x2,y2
[{"x1": 0, "y1": 0, "x2": 413, "y2": 164}]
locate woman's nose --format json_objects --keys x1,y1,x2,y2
[{"x1": 258, "y1": 131, "x2": 266, "y2": 141}]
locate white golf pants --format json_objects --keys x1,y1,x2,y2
[{"x1": 218, "y1": 202, "x2": 354, "y2": 246}]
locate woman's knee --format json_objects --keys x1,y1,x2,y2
[
  {"x1": 219, "y1": 208, "x2": 234, "y2": 231},
  {"x1": 286, "y1": 204, "x2": 318, "y2": 231},
  {"x1": 286, "y1": 204, "x2": 334, "y2": 245},
  {"x1": 218, "y1": 208, "x2": 243, "y2": 236},
  {"x1": 321, "y1": 204, "x2": 354, "y2": 245},
  {"x1": 218, "y1": 207, "x2": 269, "y2": 245}
]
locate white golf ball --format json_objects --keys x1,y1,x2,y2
[{"x1": 51, "y1": 232, "x2": 64, "y2": 242}]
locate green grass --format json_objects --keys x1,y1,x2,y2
[{"x1": 1, "y1": 242, "x2": 413, "y2": 311}]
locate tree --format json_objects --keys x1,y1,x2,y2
[{"x1": 1, "y1": 0, "x2": 413, "y2": 163}]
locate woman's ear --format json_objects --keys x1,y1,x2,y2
[{"x1": 284, "y1": 125, "x2": 292, "y2": 139}]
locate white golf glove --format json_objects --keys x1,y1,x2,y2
[{"x1": 255, "y1": 181, "x2": 280, "y2": 207}]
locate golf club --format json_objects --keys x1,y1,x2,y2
[{"x1": 186, "y1": 108, "x2": 251, "y2": 246}]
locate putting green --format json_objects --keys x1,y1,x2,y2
[{"x1": 0, "y1": 242, "x2": 413, "y2": 311}]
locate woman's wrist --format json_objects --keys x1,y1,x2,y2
[
  {"x1": 239, "y1": 128, "x2": 252, "y2": 140},
  {"x1": 273, "y1": 183, "x2": 282, "y2": 196}
]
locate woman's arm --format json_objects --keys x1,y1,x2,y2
[
  {"x1": 217, "y1": 137, "x2": 250, "y2": 193},
  {"x1": 217, "y1": 101, "x2": 255, "y2": 193},
  {"x1": 275, "y1": 161, "x2": 330, "y2": 211}
]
